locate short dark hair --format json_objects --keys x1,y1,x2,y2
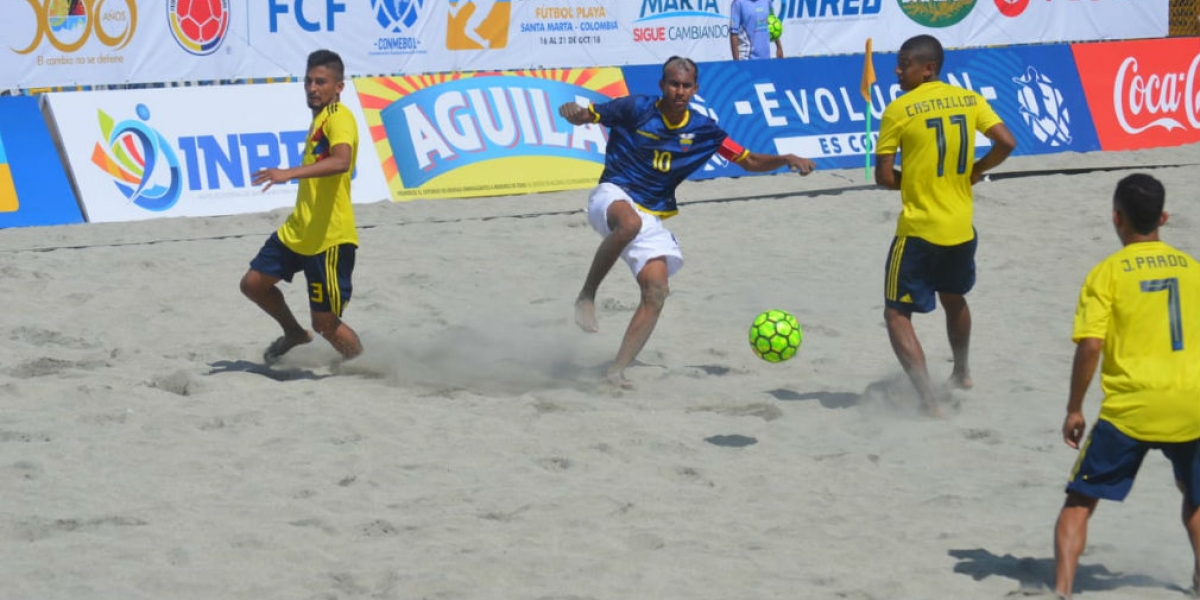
[
  {"x1": 307, "y1": 49, "x2": 345, "y2": 81},
  {"x1": 662, "y1": 56, "x2": 699, "y2": 83},
  {"x1": 1113, "y1": 173, "x2": 1165, "y2": 235},
  {"x1": 900, "y1": 35, "x2": 944, "y2": 75}
]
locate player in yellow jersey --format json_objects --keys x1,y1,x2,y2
[
  {"x1": 874, "y1": 35, "x2": 1015, "y2": 415},
  {"x1": 1053, "y1": 174, "x2": 1200, "y2": 599},
  {"x1": 242, "y1": 49, "x2": 363, "y2": 364}
]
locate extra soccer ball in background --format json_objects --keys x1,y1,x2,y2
[
  {"x1": 767, "y1": 14, "x2": 783, "y2": 42},
  {"x1": 749, "y1": 310, "x2": 802, "y2": 363}
]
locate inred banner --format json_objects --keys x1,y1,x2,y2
[{"x1": 1073, "y1": 37, "x2": 1200, "y2": 151}]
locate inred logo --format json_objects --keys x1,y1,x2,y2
[
  {"x1": 994, "y1": 0, "x2": 1029, "y2": 17},
  {"x1": 1073, "y1": 39, "x2": 1200, "y2": 151}
]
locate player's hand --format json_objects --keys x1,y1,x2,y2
[
  {"x1": 1062, "y1": 412, "x2": 1086, "y2": 449},
  {"x1": 558, "y1": 102, "x2": 591, "y2": 125},
  {"x1": 252, "y1": 168, "x2": 288, "y2": 192},
  {"x1": 787, "y1": 155, "x2": 816, "y2": 176}
]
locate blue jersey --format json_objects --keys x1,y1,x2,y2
[{"x1": 589, "y1": 95, "x2": 744, "y2": 217}]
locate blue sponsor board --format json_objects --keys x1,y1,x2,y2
[
  {"x1": 620, "y1": 43, "x2": 1097, "y2": 179},
  {"x1": 0, "y1": 96, "x2": 83, "y2": 228}
]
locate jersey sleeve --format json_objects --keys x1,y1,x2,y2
[
  {"x1": 717, "y1": 136, "x2": 749, "y2": 163},
  {"x1": 975, "y1": 94, "x2": 1004, "y2": 134},
  {"x1": 1073, "y1": 262, "x2": 1113, "y2": 342},
  {"x1": 591, "y1": 95, "x2": 640, "y2": 128},
  {"x1": 324, "y1": 105, "x2": 357, "y2": 149},
  {"x1": 876, "y1": 104, "x2": 902, "y2": 155}
]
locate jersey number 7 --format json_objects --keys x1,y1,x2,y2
[{"x1": 1141, "y1": 277, "x2": 1184, "y2": 351}]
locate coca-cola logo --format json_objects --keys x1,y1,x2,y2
[
  {"x1": 1112, "y1": 53, "x2": 1200, "y2": 134},
  {"x1": 994, "y1": 0, "x2": 1029, "y2": 17}
]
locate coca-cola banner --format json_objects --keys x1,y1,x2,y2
[{"x1": 1073, "y1": 37, "x2": 1200, "y2": 151}]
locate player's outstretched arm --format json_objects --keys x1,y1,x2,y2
[
  {"x1": 558, "y1": 102, "x2": 595, "y2": 126},
  {"x1": 252, "y1": 142, "x2": 352, "y2": 192},
  {"x1": 739, "y1": 152, "x2": 815, "y2": 175},
  {"x1": 971, "y1": 123, "x2": 1016, "y2": 184}
]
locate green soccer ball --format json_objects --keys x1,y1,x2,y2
[
  {"x1": 748, "y1": 309, "x2": 802, "y2": 363},
  {"x1": 767, "y1": 14, "x2": 783, "y2": 42}
]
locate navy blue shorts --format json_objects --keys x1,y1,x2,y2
[
  {"x1": 249, "y1": 233, "x2": 356, "y2": 316},
  {"x1": 884, "y1": 233, "x2": 977, "y2": 313},
  {"x1": 1067, "y1": 419, "x2": 1200, "y2": 508}
]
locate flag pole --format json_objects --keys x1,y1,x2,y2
[{"x1": 861, "y1": 38, "x2": 876, "y2": 182}]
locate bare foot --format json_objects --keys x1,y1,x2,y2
[
  {"x1": 605, "y1": 368, "x2": 634, "y2": 389},
  {"x1": 575, "y1": 296, "x2": 598, "y2": 332},
  {"x1": 263, "y1": 331, "x2": 313, "y2": 365},
  {"x1": 950, "y1": 371, "x2": 974, "y2": 390},
  {"x1": 920, "y1": 400, "x2": 944, "y2": 418}
]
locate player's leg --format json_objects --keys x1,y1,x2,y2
[
  {"x1": 305, "y1": 243, "x2": 362, "y2": 360},
  {"x1": 1056, "y1": 420, "x2": 1149, "y2": 597},
  {"x1": 939, "y1": 292, "x2": 972, "y2": 389},
  {"x1": 883, "y1": 236, "x2": 940, "y2": 415},
  {"x1": 934, "y1": 233, "x2": 977, "y2": 389},
  {"x1": 1165, "y1": 439, "x2": 1200, "y2": 594},
  {"x1": 243, "y1": 234, "x2": 312, "y2": 362},
  {"x1": 1054, "y1": 491, "x2": 1098, "y2": 598},
  {"x1": 608, "y1": 257, "x2": 669, "y2": 387},
  {"x1": 577, "y1": 185, "x2": 642, "y2": 333}
]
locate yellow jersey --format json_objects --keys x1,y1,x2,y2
[
  {"x1": 1073, "y1": 241, "x2": 1200, "y2": 442},
  {"x1": 876, "y1": 81, "x2": 1004, "y2": 246},
  {"x1": 277, "y1": 102, "x2": 359, "y2": 255}
]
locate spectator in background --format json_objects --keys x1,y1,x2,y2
[{"x1": 730, "y1": 0, "x2": 783, "y2": 60}]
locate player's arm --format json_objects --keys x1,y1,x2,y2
[
  {"x1": 558, "y1": 102, "x2": 598, "y2": 126},
  {"x1": 774, "y1": 37, "x2": 784, "y2": 59},
  {"x1": 1063, "y1": 337, "x2": 1102, "y2": 449},
  {"x1": 724, "y1": 138, "x2": 815, "y2": 175},
  {"x1": 874, "y1": 153, "x2": 900, "y2": 190},
  {"x1": 252, "y1": 142, "x2": 352, "y2": 191},
  {"x1": 971, "y1": 122, "x2": 1016, "y2": 184}
]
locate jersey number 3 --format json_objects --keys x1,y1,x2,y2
[
  {"x1": 925, "y1": 114, "x2": 969, "y2": 177},
  {"x1": 1141, "y1": 277, "x2": 1184, "y2": 351}
]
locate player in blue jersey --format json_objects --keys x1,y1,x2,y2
[{"x1": 558, "y1": 56, "x2": 816, "y2": 387}]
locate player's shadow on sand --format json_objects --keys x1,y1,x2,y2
[
  {"x1": 206, "y1": 360, "x2": 330, "y2": 382},
  {"x1": 949, "y1": 548, "x2": 1184, "y2": 596},
  {"x1": 767, "y1": 388, "x2": 859, "y2": 409}
]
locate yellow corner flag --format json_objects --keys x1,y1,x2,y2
[{"x1": 862, "y1": 38, "x2": 877, "y2": 181}]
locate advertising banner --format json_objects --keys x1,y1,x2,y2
[
  {"x1": 0, "y1": 96, "x2": 84, "y2": 228},
  {"x1": 617, "y1": 44, "x2": 1098, "y2": 177},
  {"x1": 2, "y1": 0, "x2": 1169, "y2": 92},
  {"x1": 47, "y1": 82, "x2": 388, "y2": 223},
  {"x1": 1073, "y1": 37, "x2": 1200, "y2": 151},
  {"x1": 774, "y1": 0, "x2": 1169, "y2": 58},
  {"x1": 356, "y1": 68, "x2": 627, "y2": 200}
]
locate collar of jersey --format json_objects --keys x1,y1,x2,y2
[{"x1": 655, "y1": 100, "x2": 690, "y2": 130}]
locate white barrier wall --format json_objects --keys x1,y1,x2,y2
[
  {"x1": 47, "y1": 81, "x2": 389, "y2": 223},
  {"x1": 1, "y1": 0, "x2": 1169, "y2": 90}
]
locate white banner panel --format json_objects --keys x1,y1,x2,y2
[
  {"x1": 1, "y1": 0, "x2": 1169, "y2": 90},
  {"x1": 774, "y1": 0, "x2": 1169, "y2": 57},
  {"x1": 47, "y1": 81, "x2": 388, "y2": 223}
]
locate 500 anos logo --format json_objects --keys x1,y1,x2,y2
[{"x1": 12, "y1": 0, "x2": 137, "y2": 54}]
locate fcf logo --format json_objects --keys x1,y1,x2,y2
[{"x1": 11, "y1": 0, "x2": 137, "y2": 54}]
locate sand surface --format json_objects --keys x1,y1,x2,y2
[{"x1": 2, "y1": 143, "x2": 1198, "y2": 599}]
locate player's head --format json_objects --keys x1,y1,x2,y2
[
  {"x1": 1112, "y1": 173, "x2": 1167, "y2": 236},
  {"x1": 896, "y1": 35, "x2": 943, "y2": 91},
  {"x1": 659, "y1": 56, "x2": 699, "y2": 121},
  {"x1": 305, "y1": 49, "x2": 345, "y2": 112}
]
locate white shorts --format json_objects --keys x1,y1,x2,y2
[{"x1": 587, "y1": 182, "x2": 683, "y2": 278}]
